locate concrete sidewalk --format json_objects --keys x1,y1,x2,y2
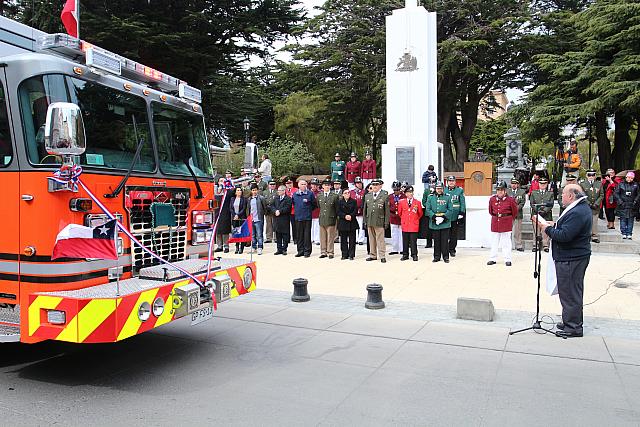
[{"x1": 243, "y1": 243, "x2": 640, "y2": 321}]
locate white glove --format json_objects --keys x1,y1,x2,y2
[
  {"x1": 458, "y1": 214, "x2": 463, "y2": 219},
  {"x1": 435, "y1": 217, "x2": 444, "y2": 225}
]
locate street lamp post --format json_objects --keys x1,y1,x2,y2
[{"x1": 243, "y1": 118, "x2": 250, "y2": 145}]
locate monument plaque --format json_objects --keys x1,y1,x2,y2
[{"x1": 396, "y1": 147, "x2": 415, "y2": 184}]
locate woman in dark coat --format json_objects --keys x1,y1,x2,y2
[
  {"x1": 336, "y1": 188, "x2": 359, "y2": 260},
  {"x1": 230, "y1": 187, "x2": 248, "y2": 254},
  {"x1": 614, "y1": 171, "x2": 640, "y2": 239},
  {"x1": 215, "y1": 178, "x2": 233, "y2": 253}
]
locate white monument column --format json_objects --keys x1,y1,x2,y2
[{"x1": 382, "y1": 0, "x2": 439, "y2": 197}]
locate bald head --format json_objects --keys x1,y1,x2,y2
[{"x1": 562, "y1": 183, "x2": 586, "y2": 207}]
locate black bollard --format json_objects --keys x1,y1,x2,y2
[
  {"x1": 365, "y1": 283, "x2": 385, "y2": 309},
  {"x1": 291, "y1": 278, "x2": 310, "y2": 302}
]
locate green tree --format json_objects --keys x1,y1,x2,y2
[
  {"x1": 523, "y1": 0, "x2": 640, "y2": 172},
  {"x1": 262, "y1": 134, "x2": 317, "y2": 177},
  {"x1": 469, "y1": 117, "x2": 510, "y2": 163}
]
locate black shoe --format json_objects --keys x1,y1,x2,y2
[
  {"x1": 532, "y1": 247, "x2": 538, "y2": 252},
  {"x1": 432, "y1": 258, "x2": 440, "y2": 263},
  {"x1": 274, "y1": 251, "x2": 282, "y2": 255},
  {"x1": 295, "y1": 253, "x2": 304, "y2": 257},
  {"x1": 304, "y1": 254, "x2": 310, "y2": 258},
  {"x1": 516, "y1": 248, "x2": 524, "y2": 252},
  {"x1": 265, "y1": 240, "x2": 272, "y2": 244},
  {"x1": 543, "y1": 247, "x2": 549, "y2": 252},
  {"x1": 592, "y1": 238, "x2": 600, "y2": 243},
  {"x1": 358, "y1": 242, "x2": 364, "y2": 245},
  {"x1": 234, "y1": 249, "x2": 239, "y2": 254},
  {"x1": 366, "y1": 257, "x2": 377, "y2": 261},
  {"x1": 556, "y1": 330, "x2": 583, "y2": 338},
  {"x1": 349, "y1": 257, "x2": 354, "y2": 260},
  {"x1": 215, "y1": 248, "x2": 223, "y2": 253},
  {"x1": 341, "y1": 256, "x2": 348, "y2": 260},
  {"x1": 487, "y1": 261, "x2": 496, "y2": 265},
  {"x1": 425, "y1": 244, "x2": 432, "y2": 249},
  {"x1": 401, "y1": 256, "x2": 409, "y2": 261},
  {"x1": 389, "y1": 252, "x2": 399, "y2": 255},
  {"x1": 224, "y1": 248, "x2": 229, "y2": 253},
  {"x1": 556, "y1": 322, "x2": 565, "y2": 330},
  {"x1": 380, "y1": 258, "x2": 386, "y2": 263},
  {"x1": 443, "y1": 259, "x2": 449, "y2": 263},
  {"x1": 328, "y1": 255, "x2": 334, "y2": 259},
  {"x1": 319, "y1": 254, "x2": 327, "y2": 259},
  {"x1": 412, "y1": 256, "x2": 418, "y2": 261},
  {"x1": 449, "y1": 251, "x2": 456, "y2": 257},
  {"x1": 506, "y1": 262, "x2": 512, "y2": 266},
  {"x1": 282, "y1": 251, "x2": 287, "y2": 256}
]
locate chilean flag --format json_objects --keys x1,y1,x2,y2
[
  {"x1": 61, "y1": 0, "x2": 78, "y2": 38},
  {"x1": 228, "y1": 215, "x2": 253, "y2": 243},
  {"x1": 52, "y1": 219, "x2": 118, "y2": 260}
]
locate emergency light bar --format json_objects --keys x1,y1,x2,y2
[{"x1": 37, "y1": 33, "x2": 199, "y2": 102}]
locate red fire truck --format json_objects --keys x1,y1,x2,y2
[{"x1": 0, "y1": 16, "x2": 256, "y2": 344}]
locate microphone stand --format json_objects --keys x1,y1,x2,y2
[{"x1": 510, "y1": 204, "x2": 564, "y2": 338}]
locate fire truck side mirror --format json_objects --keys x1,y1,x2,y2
[{"x1": 44, "y1": 102, "x2": 87, "y2": 157}]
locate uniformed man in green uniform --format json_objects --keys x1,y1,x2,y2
[
  {"x1": 317, "y1": 179, "x2": 339, "y2": 258},
  {"x1": 557, "y1": 173, "x2": 577, "y2": 215},
  {"x1": 330, "y1": 153, "x2": 346, "y2": 182},
  {"x1": 444, "y1": 175, "x2": 466, "y2": 257},
  {"x1": 253, "y1": 173, "x2": 267, "y2": 192},
  {"x1": 581, "y1": 168, "x2": 604, "y2": 243},
  {"x1": 363, "y1": 179, "x2": 390, "y2": 263},
  {"x1": 529, "y1": 177, "x2": 554, "y2": 252},
  {"x1": 426, "y1": 181, "x2": 453, "y2": 263},
  {"x1": 507, "y1": 177, "x2": 527, "y2": 251}
]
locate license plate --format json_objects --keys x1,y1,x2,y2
[
  {"x1": 221, "y1": 281, "x2": 230, "y2": 301},
  {"x1": 190, "y1": 306, "x2": 214, "y2": 326}
]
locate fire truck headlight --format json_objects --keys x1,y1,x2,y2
[
  {"x1": 46, "y1": 310, "x2": 66, "y2": 325},
  {"x1": 152, "y1": 297, "x2": 165, "y2": 317},
  {"x1": 138, "y1": 301, "x2": 151, "y2": 322}
]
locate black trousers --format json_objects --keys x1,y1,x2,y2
[
  {"x1": 290, "y1": 216, "x2": 297, "y2": 243},
  {"x1": 295, "y1": 220, "x2": 312, "y2": 256},
  {"x1": 339, "y1": 230, "x2": 356, "y2": 258},
  {"x1": 402, "y1": 232, "x2": 418, "y2": 257},
  {"x1": 605, "y1": 207, "x2": 616, "y2": 222},
  {"x1": 425, "y1": 227, "x2": 433, "y2": 247},
  {"x1": 432, "y1": 228, "x2": 450, "y2": 260},
  {"x1": 555, "y1": 256, "x2": 589, "y2": 334},
  {"x1": 448, "y1": 219, "x2": 460, "y2": 254},
  {"x1": 276, "y1": 232, "x2": 289, "y2": 253}
]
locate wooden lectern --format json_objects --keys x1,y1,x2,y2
[{"x1": 464, "y1": 162, "x2": 493, "y2": 196}]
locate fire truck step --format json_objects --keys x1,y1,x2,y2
[{"x1": 0, "y1": 324, "x2": 20, "y2": 343}]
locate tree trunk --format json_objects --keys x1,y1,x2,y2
[
  {"x1": 612, "y1": 111, "x2": 633, "y2": 171},
  {"x1": 629, "y1": 115, "x2": 640, "y2": 171},
  {"x1": 594, "y1": 111, "x2": 611, "y2": 172},
  {"x1": 438, "y1": 108, "x2": 454, "y2": 172}
]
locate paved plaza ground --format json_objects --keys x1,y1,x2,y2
[{"x1": 2, "y1": 245, "x2": 640, "y2": 425}]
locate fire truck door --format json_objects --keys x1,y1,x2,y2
[{"x1": 0, "y1": 68, "x2": 20, "y2": 303}]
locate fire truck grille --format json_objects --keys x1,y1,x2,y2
[{"x1": 126, "y1": 187, "x2": 190, "y2": 272}]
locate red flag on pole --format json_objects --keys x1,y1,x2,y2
[{"x1": 61, "y1": 0, "x2": 78, "y2": 38}]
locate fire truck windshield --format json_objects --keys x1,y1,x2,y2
[
  {"x1": 152, "y1": 102, "x2": 212, "y2": 178},
  {"x1": 18, "y1": 73, "x2": 212, "y2": 178}
]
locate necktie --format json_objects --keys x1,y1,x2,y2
[{"x1": 409, "y1": 199, "x2": 412, "y2": 207}]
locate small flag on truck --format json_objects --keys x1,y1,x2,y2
[
  {"x1": 52, "y1": 219, "x2": 118, "y2": 260},
  {"x1": 61, "y1": 0, "x2": 78, "y2": 38}
]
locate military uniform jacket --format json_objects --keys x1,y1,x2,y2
[
  {"x1": 389, "y1": 193, "x2": 406, "y2": 225},
  {"x1": 581, "y1": 180, "x2": 604, "y2": 211},
  {"x1": 345, "y1": 161, "x2": 362, "y2": 183},
  {"x1": 444, "y1": 186, "x2": 466, "y2": 218},
  {"x1": 507, "y1": 188, "x2": 527, "y2": 219},
  {"x1": 330, "y1": 160, "x2": 346, "y2": 181},
  {"x1": 317, "y1": 192, "x2": 339, "y2": 226},
  {"x1": 255, "y1": 180, "x2": 268, "y2": 192},
  {"x1": 425, "y1": 193, "x2": 452, "y2": 230},
  {"x1": 530, "y1": 189, "x2": 554, "y2": 220},
  {"x1": 262, "y1": 188, "x2": 277, "y2": 214},
  {"x1": 489, "y1": 195, "x2": 518, "y2": 232},
  {"x1": 350, "y1": 188, "x2": 365, "y2": 216},
  {"x1": 361, "y1": 159, "x2": 377, "y2": 179},
  {"x1": 363, "y1": 190, "x2": 390, "y2": 229}
]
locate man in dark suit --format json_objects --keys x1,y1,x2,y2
[
  {"x1": 533, "y1": 183, "x2": 591, "y2": 338},
  {"x1": 272, "y1": 185, "x2": 292, "y2": 255}
]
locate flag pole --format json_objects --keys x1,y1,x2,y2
[{"x1": 75, "y1": 0, "x2": 80, "y2": 40}]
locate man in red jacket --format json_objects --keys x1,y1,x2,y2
[
  {"x1": 487, "y1": 181, "x2": 519, "y2": 266},
  {"x1": 345, "y1": 152, "x2": 362, "y2": 189},
  {"x1": 398, "y1": 186, "x2": 423, "y2": 261},
  {"x1": 361, "y1": 151, "x2": 377, "y2": 188}
]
